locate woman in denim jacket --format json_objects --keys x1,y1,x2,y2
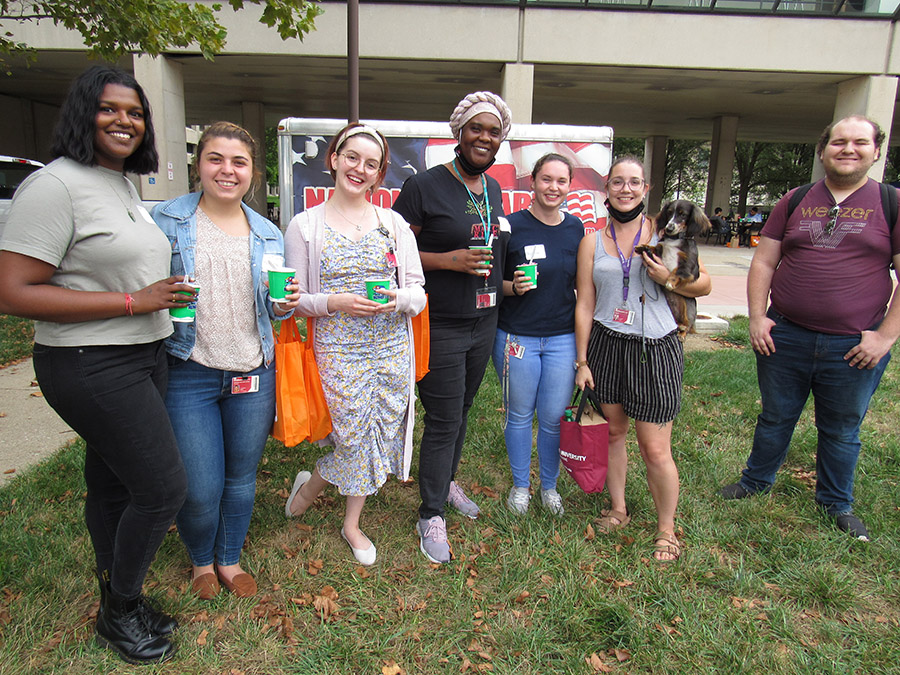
[{"x1": 152, "y1": 122, "x2": 298, "y2": 599}]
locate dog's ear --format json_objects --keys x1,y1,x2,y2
[
  {"x1": 653, "y1": 201, "x2": 673, "y2": 230},
  {"x1": 689, "y1": 204, "x2": 711, "y2": 236}
]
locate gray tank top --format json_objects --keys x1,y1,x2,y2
[{"x1": 591, "y1": 229, "x2": 677, "y2": 339}]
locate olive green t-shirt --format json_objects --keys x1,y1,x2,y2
[{"x1": 0, "y1": 157, "x2": 173, "y2": 346}]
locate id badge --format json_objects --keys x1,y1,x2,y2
[
  {"x1": 509, "y1": 342, "x2": 525, "y2": 359},
  {"x1": 475, "y1": 286, "x2": 497, "y2": 310},
  {"x1": 231, "y1": 376, "x2": 259, "y2": 394},
  {"x1": 612, "y1": 307, "x2": 635, "y2": 325},
  {"x1": 385, "y1": 250, "x2": 398, "y2": 268}
]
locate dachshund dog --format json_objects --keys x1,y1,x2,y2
[{"x1": 634, "y1": 199, "x2": 710, "y2": 340}]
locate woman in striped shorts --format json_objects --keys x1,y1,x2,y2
[{"x1": 573, "y1": 155, "x2": 710, "y2": 562}]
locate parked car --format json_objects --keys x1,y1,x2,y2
[{"x1": 0, "y1": 155, "x2": 45, "y2": 226}]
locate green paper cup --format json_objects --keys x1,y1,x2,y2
[
  {"x1": 268, "y1": 267, "x2": 296, "y2": 303},
  {"x1": 169, "y1": 282, "x2": 200, "y2": 323},
  {"x1": 365, "y1": 277, "x2": 391, "y2": 304},
  {"x1": 516, "y1": 262, "x2": 538, "y2": 289},
  {"x1": 469, "y1": 245, "x2": 493, "y2": 275}
]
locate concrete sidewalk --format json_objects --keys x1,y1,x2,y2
[
  {"x1": 0, "y1": 240, "x2": 756, "y2": 483},
  {"x1": 0, "y1": 358, "x2": 77, "y2": 483}
]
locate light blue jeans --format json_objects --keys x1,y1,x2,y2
[
  {"x1": 165, "y1": 358, "x2": 275, "y2": 567},
  {"x1": 493, "y1": 329, "x2": 576, "y2": 490}
]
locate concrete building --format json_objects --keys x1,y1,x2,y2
[{"x1": 2, "y1": 0, "x2": 899, "y2": 215}]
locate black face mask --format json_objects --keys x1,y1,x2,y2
[
  {"x1": 604, "y1": 198, "x2": 646, "y2": 224},
  {"x1": 454, "y1": 145, "x2": 495, "y2": 176}
]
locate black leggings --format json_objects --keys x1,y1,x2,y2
[{"x1": 33, "y1": 341, "x2": 187, "y2": 599}]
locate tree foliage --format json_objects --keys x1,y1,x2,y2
[
  {"x1": 0, "y1": 0, "x2": 321, "y2": 63},
  {"x1": 734, "y1": 141, "x2": 815, "y2": 214}
]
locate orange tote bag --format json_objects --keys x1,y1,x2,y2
[
  {"x1": 411, "y1": 295, "x2": 430, "y2": 382},
  {"x1": 272, "y1": 318, "x2": 332, "y2": 446}
]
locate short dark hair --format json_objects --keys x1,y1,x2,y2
[
  {"x1": 750, "y1": 207, "x2": 758, "y2": 213},
  {"x1": 714, "y1": 207, "x2": 723, "y2": 215},
  {"x1": 815, "y1": 114, "x2": 885, "y2": 158},
  {"x1": 51, "y1": 65, "x2": 158, "y2": 174},
  {"x1": 531, "y1": 153, "x2": 574, "y2": 181}
]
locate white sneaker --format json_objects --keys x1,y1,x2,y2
[
  {"x1": 540, "y1": 488, "x2": 564, "y2": 517},
  {"x1": 506, "y1": 486, "x2": 531, "y2": 515}
]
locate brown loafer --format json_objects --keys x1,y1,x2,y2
[
  {"x1": 191, "y1": 573, "x2": 220, "y2": 600},
  {"x1": 218, "y1": 572, "x2": 257, "y2": 598}
]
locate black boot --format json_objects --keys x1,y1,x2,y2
[
  {"x1": 95, "y1": 590, "x2": 176, "y2": 664},
  {"x1": 96, "y1": 569, "x2": 178, "y2": 637}
]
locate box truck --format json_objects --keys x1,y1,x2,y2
[{"x1": 277, "y1": 118, "x2": 613, "y2": 232}]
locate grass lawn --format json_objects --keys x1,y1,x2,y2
[
  {"x1": 0, "y1": 315, "x2": 33, "y2": 366},
  {"x1": 1, "y1": 318, "x2": 899, "y2": 674}
]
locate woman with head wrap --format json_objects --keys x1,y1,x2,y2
[{"x1": 393, "y1": 91, "x2": 512, "y2": 564}]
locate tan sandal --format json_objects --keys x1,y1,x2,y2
[
  {"x1": 597, "y1": 509, "x2": 631, "y2": 534},
  {"x1": 653, "y1": 531, "x2": 681, "y2": 563}
]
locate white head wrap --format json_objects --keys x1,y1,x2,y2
[{"x1": 449, "y1": 91, "x2": 512, "y2": 142}]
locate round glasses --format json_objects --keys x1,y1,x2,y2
[
  {"x1": 338, "y1": 151, "x2": 381, "y2": 174},
  {"x1": 607, "y1": 177, "x2": 645, "y2": 191}
]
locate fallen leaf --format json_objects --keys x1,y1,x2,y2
[
  {"x1": 196, "y1": 628, "x2": 209, "y2": 646},
  {"x1": 2, "y1": 469, "x2": 14, "y2": 475},
  {"x1": 611, "y1": 647, "x2": 631, "y2": 662},
  {"x1": 584, "y1": 523, "x2": 595, "y2": 541},
  {"x1": 513, "y1": 591, "x2": 530, "y2": 603},
  {"x1": 586, "y1": 653, "x2": 613, "y2": 672},
  {"x1": 382, "y1": 660, "x2": 405, "y2": 675}
]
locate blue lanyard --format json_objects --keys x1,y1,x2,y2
[
  {"x1": 608, "y1": 216, "x2": 644, "y2": 304},
  {"x1": 452, "y1": 160, "x2": 491, "y2": 245}
]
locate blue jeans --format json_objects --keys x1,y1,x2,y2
[
  {"x1": 740, "y1": 311, "x2": 889, "y2": 514},
  {"x1": 165, "y1": 358, "x2": 275, "y2": 567},
  {"x1": 493, "y1": 329, "x2": 576, "y2": 490}
]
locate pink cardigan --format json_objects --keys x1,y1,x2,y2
[{"x1": 283, "y1": 203, "x2": 426, "y2": 479}]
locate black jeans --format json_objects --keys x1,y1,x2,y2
[
  {"x1": 416, "y1": 312, "x2": 497, "y2": 519},
  {"x1": 33, "y1": 341, "x2": 187, "y2": 599}
]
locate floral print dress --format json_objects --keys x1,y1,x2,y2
[{"x1": 314, "y1": 224, "x2": 410, "y2": 496}]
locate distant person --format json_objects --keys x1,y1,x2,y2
[
  {"x1": 493, "y1": 153, "x2": 583, "y2": 516},
  {"x1": 746, "y1": 206, "x2": 763, "y2": 223},
  {"x1": 709, "y1": 207, "x2": 730, "y2": 240},
  {"x1": 0, "y1": 65, "x2": 194, "y2": 664},
  {"x1": 152, "y1": 122, "x2": 299, "y2": 600},
  {"x1": 284, "y1": 123, "x2": 426, "y2": 566},
  {"x1": 393, "y1": 91, "x2": 512, "y2": 564},
  {"x1": 719, "y1": 115, "x2": 900, "y2": 541}
]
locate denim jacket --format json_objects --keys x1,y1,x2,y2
[{"x1": 151, "y1": 192, "x2": 290, "y2": 367}]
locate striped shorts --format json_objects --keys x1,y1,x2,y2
[{"x1": 586, "y1": 322, "x2": 684, "y2": 424}]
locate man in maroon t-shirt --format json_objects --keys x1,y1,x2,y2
[{"x1": 719, "y1": 115, "x2": 900, "y2": 541}]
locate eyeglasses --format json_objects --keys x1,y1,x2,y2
[
  {"x1": 338, "y1": 151, "x2": 381, "y2": 174},
  {"x1": 825, "y1": 205, "x2": 840, "y2": 235},
  {"x1": 607, "y1": 177, "x2": 645, "y2": 191}
]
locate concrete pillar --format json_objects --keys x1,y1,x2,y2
[
  {"x1": 242, "y1": 101, "x2": 267, "y2": 216},
  {"x1": 644, "y1": 135, "x2": 667, "y2": 214},
  {"x1": 133, "y1": 55, "x2": 188, "y2": 200},
  {"x1": 501, "y1": 63, "x2": 534, "y2": 124},
  {"x1": 704, "y1": 115, "x2": 738, "y2": 215},
  {"x1": 812, "y1": 75, "x2": 898, "y2": 182}
]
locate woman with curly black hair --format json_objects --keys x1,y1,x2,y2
[{"x1": 0, "y1": 65, "x2": 194, "y2": 664}]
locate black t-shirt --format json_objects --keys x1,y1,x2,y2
[
  {"x1": 498, "y1": 209, "x2": 583, "y2": 336},
  {"x1": 393, "y1": 164, "x2": 508, "y2": 319}
]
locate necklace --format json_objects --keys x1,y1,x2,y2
[
  {"x1": 331, "y1": 201, "x2": 370, "y2": 231},
  {"x1": 102, "y1": 172, "x2": 136, "y2": 222}
]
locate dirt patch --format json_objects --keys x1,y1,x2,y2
[{"x1": 683, "y1": 333, "x2": 728, "y2": 352}]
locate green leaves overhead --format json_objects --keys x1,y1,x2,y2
[{"x1": 0, "y1": 0, "x2": 322, "y2": 63}]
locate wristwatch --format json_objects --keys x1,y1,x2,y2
[{"x1": 574, "y1": 360, "x2": 588, "y2": 371}]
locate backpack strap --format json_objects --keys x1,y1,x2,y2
[
  {"x1": 785, "y1": 182, "x2": 816, "y2": 221},
  {"x1": 879, "y1": 182, "x2": 898, "y2": 233}
]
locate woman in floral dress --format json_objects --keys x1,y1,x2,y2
[{"x1": 283, "y1": 124, "x2": 426, "y2": 565}]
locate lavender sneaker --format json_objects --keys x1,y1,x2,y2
[
  {"x1": 447, "y1": 481, "x2": 480, "y2": 519},
  {"x1": 417, "y1": 516, "x2": 451, "y2": 564}
]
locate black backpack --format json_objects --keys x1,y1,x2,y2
[{"x1": 785, "y1": 181, "x2": 898, "y2": 231}]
